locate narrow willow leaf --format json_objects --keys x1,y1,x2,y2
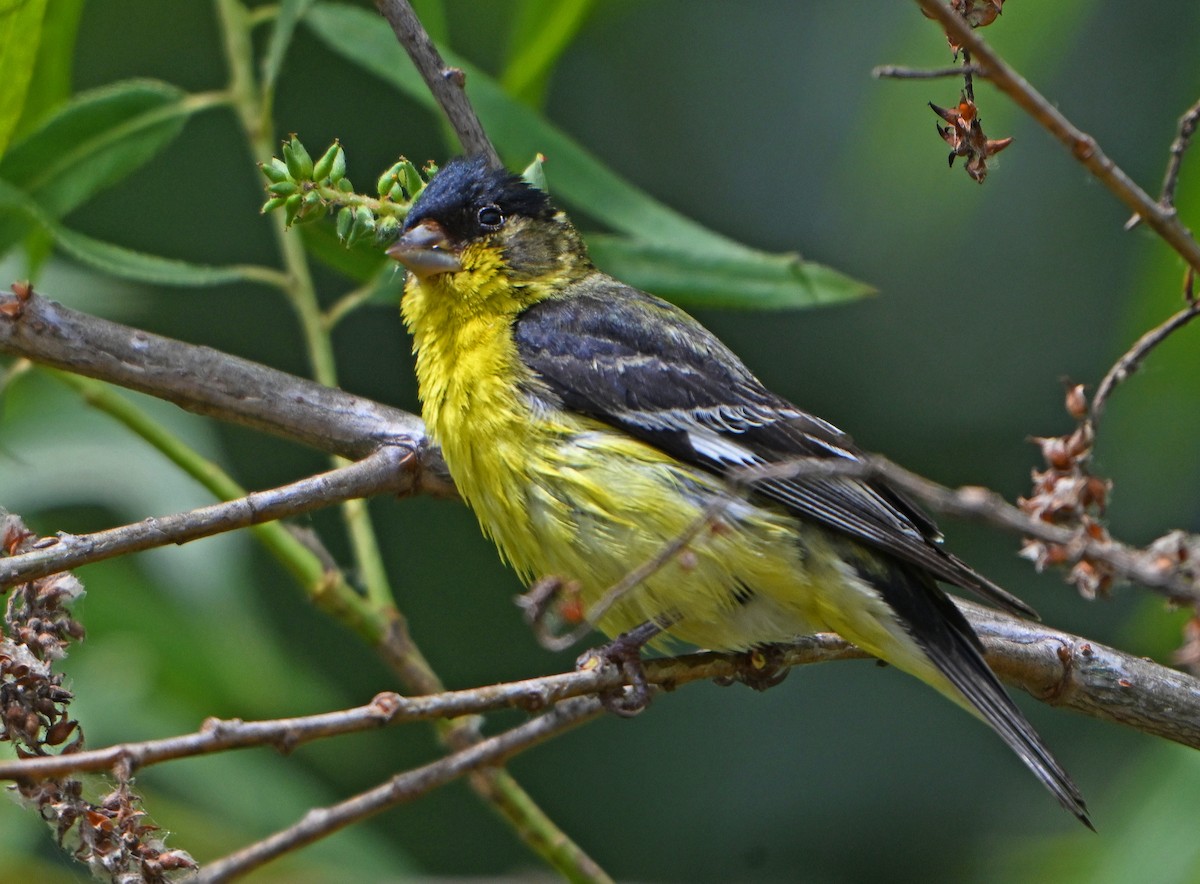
[
  {"x1": 305, "y1": 4, "x2": 744, "y2": 257},
  {"x1": 501, "y1": 0, "x2": 595, "y2": 107},
  {"x1": 0, "y1": 0, "x2": 49, "y2": 160},
  {"x1": 52, "y1": 226, "x2": 266, "y2": 287},
  {"x1": 0, "y1": 181, "x2": 271, "y2": 287},
  {"x1": 585, "y1": 235, "x2": 875, "y2": 311},
  {"x1": 12, "y1": 0, "x2": 84, "y2": 141},
  {"x1": 0, "y1": 79, "x2": 190, "y2": 218},
  {"x1": 300, "y1": 221, "x2": 386, "y2": 283}
]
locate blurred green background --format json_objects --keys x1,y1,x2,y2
[{"x1": 2, "y1": 1, "x2": 1200, "y2": 881}]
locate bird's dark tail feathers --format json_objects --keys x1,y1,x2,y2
[{"x1": 878, "y1": 565, "x2": 1093, "y2": 829}]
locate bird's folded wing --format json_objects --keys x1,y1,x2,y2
[{"x1": 513, "y1": 276, "x2": 1036, "y2": 619}]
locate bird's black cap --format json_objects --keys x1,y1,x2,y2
[{"x1": 404, "y1": 155, "x2": 555, "y2": 242}]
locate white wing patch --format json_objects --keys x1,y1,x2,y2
[{"x1": 685, "y1": 427, "x2": 761, "y2": 466}]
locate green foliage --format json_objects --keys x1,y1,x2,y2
[
  {"x1": 0, "y1": 81, "x2": 189, "y2": 222},
  {"x1": 0, "y1": 179, "x2": 271, "y2": 286},
  {"x1": 1, "y1": 0, "x2": 1197, "y2": 880},
  {"x1": 585, "y1": 235, "x2": 874, "y2": 310},
  {"x1": 261, "y1": 0, "x2": 318, "y2": 91},
  {"x1": 0, "y1": 0, "x2": 49, "y2": 160},
  {"x1": 0, "y1": 79, "x2": 202, "y2": 275},
  {"x1": 501, "y1": 0, "x2": 597, "y2": 108}
]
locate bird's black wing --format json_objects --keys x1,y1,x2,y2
[{"x1": 513, "y1": 275, "x2": 1036, "y2": 618}]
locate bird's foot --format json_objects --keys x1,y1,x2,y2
[
  {"x1": 579, "y1": 620, "x2": 664, "y2": 717},
  {"x1": 714, "y1": 645, "x2": 790, "y2": 692}
]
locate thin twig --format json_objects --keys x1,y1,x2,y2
[
  {"x1": 1091, "y1": 294, "x2": 1200, "y2": 426},
  {"x1": 960, "y1": 47, "x2": 975, "y2": 103},
  {"x1": 1127, "y1": 95, "x2": 1200, "y2": 229},
  {"x1": 194, "y1": 697, "x2": 603, "y2": 883},
  {"x1": 373, "y1": 0, "x2": 501, "y2": 167},
  {"x1": 913, "y1": 0, "x2": 1200, "y2": 272},
  {"x1": 0, "y1": 670, "x2": 615, "y2": 783},
  {"x1": 0, "y1": 447, "x2": 415, "y2": 588},
  {"x1": 872, "y1": 63, "x2": 984, "y2": 80}
]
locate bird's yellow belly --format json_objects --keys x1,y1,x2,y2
[{"x1": 447, "y1": 413, "x2": 904, "y2": 654}]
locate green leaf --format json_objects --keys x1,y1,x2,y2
[
  {"x1": 501, "y1": 0, "x2": 595, "y2": 107},
  {"x1": 585, "y1": 235, "x2": 875, "y2": 310},
  {"x1": 0, "y1": 79, "x2": 190, "y2": 219},
  {"x1": 262, "y1": 0, "x2": 318, "y2": 90},
  {"x1": 52, "y1": 227, "x2": 268, "y2": 288},
  {"x1": 0, "y1": 180, "x2": 274, "y2": 287},
  {"x1": 0, "y1": 0, "x2": 48, "y2": 160},
  {"x1": 12, "y1": 0, "x2": 84, "y2": 141},
  {"x1": 304, "y1": 2, "x2": 874, "y2": 311}
]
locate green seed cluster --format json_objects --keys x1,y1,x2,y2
[{"x1": 258, "y1": 136, "x2": 433, "y2": 248}]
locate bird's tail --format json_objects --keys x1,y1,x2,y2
[{"x1": 878, "y1": 566, "x2": 1092, "y2": 828}]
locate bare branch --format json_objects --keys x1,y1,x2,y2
[
  {"x1": 873, "y1": 63, "x2": 983, "y2": 80},
  {"x1": 964, "y1": 601, "x2": 1200, "y2": 746},
  {"x1": 0, "y1": 447, "x2": 418, "y2": 588},
  {"x1": 0, "y1": 286, "x2": 454, "y2": 495},
  {"x1": 194, "y1": 696, "x2": 602, "y2": 882},
  {"x1": 913, "y1": 0, "x2": 1200, "y2": 271},
  {"x1": 5, "y1": 284, "x2": 1194, "y2": 604},
  {"x1": 1091, "y1": 294, "x2": 1200, "y2": 426},
  {"x1": 1128, "y1": 96, "x2": 1200, "y2": 229},
  {"x1": 1, "y1": 601, "x2": 1193, "y2": 790},
  {"x1": 1159, "y1": 97, "x2": 1200, "y2": 209},
  {"x1": 373, "y1": 0, "x2": 501, "y2": 167}
]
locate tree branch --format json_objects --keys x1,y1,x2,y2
[
  {"x1": 913, "y1": 0, "x2": 1200, "y2": 271},
  {"x1": 0, "y1": 447, "x2": 418, "y2": 588},
  {"x1": 2, "y1": 599, "x2": 1196, "y2": 791},
  {"x1": 373, "y1": 0, "x2": 501, "y2": 167},
  {"x1": 194, "y1": 696, "x2": 602, "y2": 883},
  {"x1": 5, "y1": 283, "x2": 1196, "y2": 604},
  {"x1": 872, "y1": 63, "x2": 983, "y2": 80},
  {"x1": 0, "y1": 286, "x2": 453, "y2": 495},
  {"x1": 743, "y1": 455, "x2": 1200, "y2": 603},
  {"x1": 1091, "y1": 295, "x2": 1200, "y2": 426}
]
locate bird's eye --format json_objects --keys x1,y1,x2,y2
[{"x1": 477, "y1": 204, "x2": 504, "y2": 230}]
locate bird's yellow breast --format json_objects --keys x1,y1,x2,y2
[
  {"x1": 401, "y1": 269, "x2": 850, "y2": 649},
  {"x1": 401, "y1": 267, "x2": 544, "y2": 557}
]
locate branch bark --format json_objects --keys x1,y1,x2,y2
[
  {"x1": 4, "y1": 281, "x2": 1198, "y2": 603},
  {"x1": 0, "y1": 447, "x2": 418, "y2": 588},
  {"x1": 373, "y1": 0, "x2": 501, "y2": 167},
  {"x1": 0, "y1": 288, "x2": 453, "y2": 493},
  {"x1": 195, "y1": 696, "x2": 602, "y2": 883}
]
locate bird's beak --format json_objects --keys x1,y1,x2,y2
[{"x1": 386, "y1": 219, "x2": 463, "y2": 279}]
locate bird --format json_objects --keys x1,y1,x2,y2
[{"x1": 386, "y1": 154, "x2": 1090, "y2": 827}]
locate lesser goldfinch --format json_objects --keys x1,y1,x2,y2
[{"x1": 387, "y1": 155, "x2": 1089, "y2": 826}]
